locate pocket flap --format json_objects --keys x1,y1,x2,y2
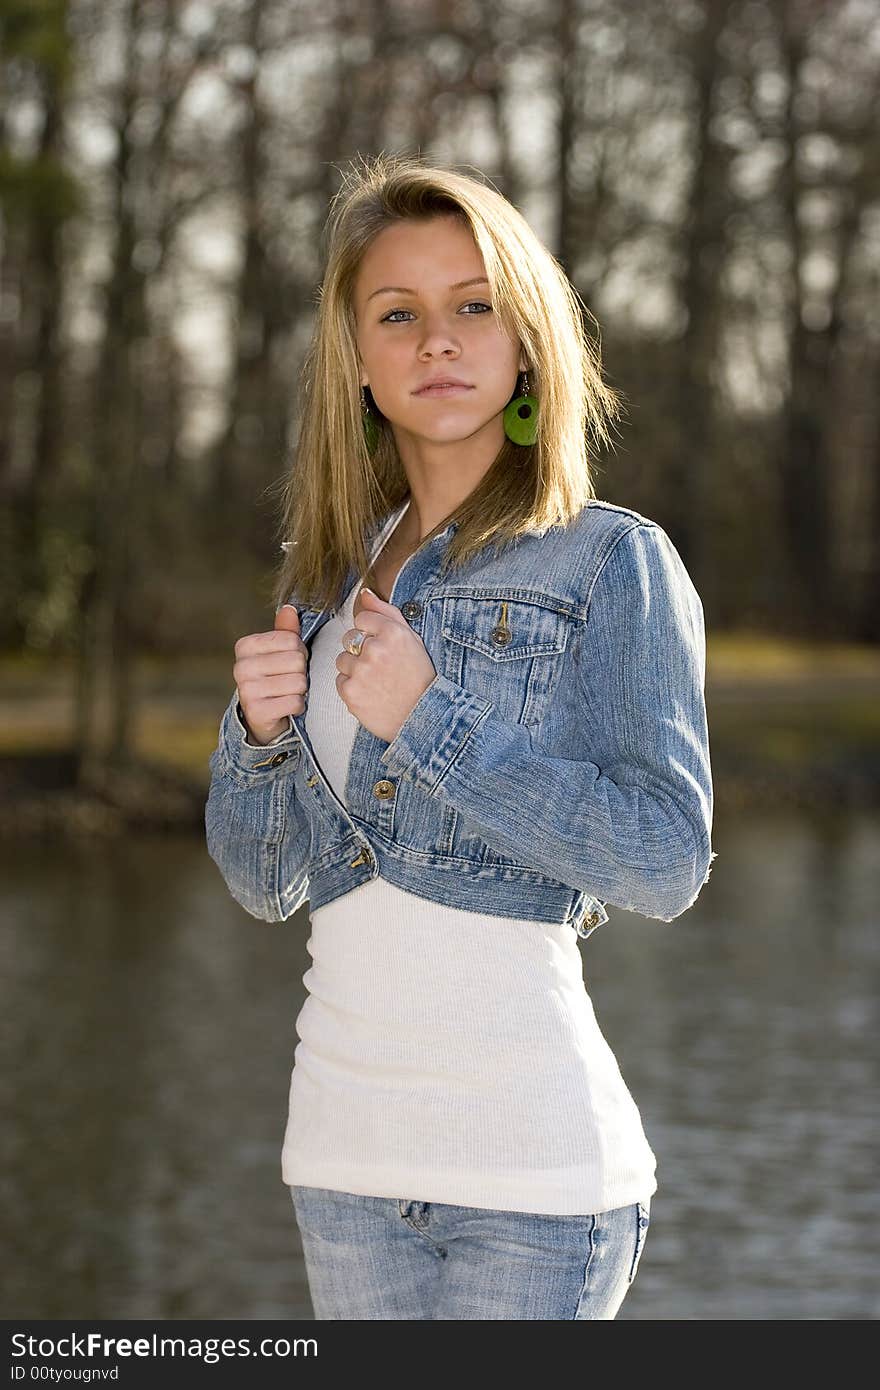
[{"x1": 441, "y1": 596, "x2": 569, "y2": 661}]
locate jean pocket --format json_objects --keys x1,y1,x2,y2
[
  {"x1": 628, "y1": 1201, "x2": 651, "y2": 1285},
  {"x1": 439, "y1": 594, "x2": 570, "y2": 727}
]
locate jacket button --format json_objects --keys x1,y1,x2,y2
[
  {"x1": 269, "y1": 751, "x2": 290, "y2": 767},
  {"x1": 401, "y1": 600, "x2": 422, "y2": 622},
  {"x1": 491, "y1": 624, "x2": 512, "y2": 646},
  {"x1": 575, "y1": 909, "x2": 600, "y2": 937},
  {"x1": 372, "y1": 779, "x2": 396, "y2": 799}
]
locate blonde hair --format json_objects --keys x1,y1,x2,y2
[{"x1": 270, "y1": 151, "x2": 624, "y2": 614}]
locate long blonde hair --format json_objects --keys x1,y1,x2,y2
[{"x1": 270, "y1": 152, "x2": 624, "y2": 614}]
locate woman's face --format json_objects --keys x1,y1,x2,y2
[{"x1": 353, "y1": 215, "x2": 526, "y2": 448}]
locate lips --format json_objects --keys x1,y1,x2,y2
[{"x1": 413, "y1": 380, "x2": 474, "y2": 396}]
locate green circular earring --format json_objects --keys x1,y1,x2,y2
[
  {"x1": 361, "y1": 384, "x2": 380, "y2": 456},
  {"x1": 503, "y1": 370, "x2": 539, "y2": 445}
]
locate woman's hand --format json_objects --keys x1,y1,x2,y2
[
  {"x1": 234, "y1": 605, "x2": 309, "y2": 745},
  {"x1": 336, "y1": 588, "x2": 437, "y2": 744}
]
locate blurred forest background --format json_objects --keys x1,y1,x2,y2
[
  {"x1": 3, "y1": 0, "x2": 880, "y2": 1323},
  {"x1": 1, "y1": 0, "x2": 879, "y2": 822}
]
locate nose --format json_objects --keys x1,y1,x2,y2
[{"x1": 417, "y1": 312, "x2": 461, "y2": 357}]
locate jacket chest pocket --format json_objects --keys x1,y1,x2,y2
[{"x1": 439, "y1": 595, "x2": 570, "y2": 728}]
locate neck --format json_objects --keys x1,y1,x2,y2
[{"x1": 391, "y1": 416, "x2": 505, "y2": 540}]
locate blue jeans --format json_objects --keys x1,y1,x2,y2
[{"x1": 289, "y1": 1185, "x2": 652, "y2": 1319}]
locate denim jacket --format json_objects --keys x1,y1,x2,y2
[{"x1": 205, "y1": 498, "x2": 717, "y2": 940}]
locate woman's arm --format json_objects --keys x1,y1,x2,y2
[
  {"x1": 205, "y1": 691, "x2": 310, "y2": 922},
  {"x1": 380, "y1": 522, "x2": 717, "y2": 922}
]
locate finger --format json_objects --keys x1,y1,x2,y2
[
  {"x1": 274, "y1": 603, "x2": 301, "y2": 633},
  {"x1": 339, "y1": 626, "x2": 376, "y2": 655},
  {"x1": 234, "y1": 649, "x2": 307, "y2": 682},
  {"x1": 239, "y1": 645, "x2": 307, "y2": 670},
  {"x1": 335, "y1": 651, "x2": 359, "y2": 677},
  {"x1": 356, "y1": 588, "x2": 407, "y2": 625},
  {"x1": 246, "y1": 691, "x2": 307, "y2": 719},
  {"x1": 240, "y1": 671, "x2": 308, "y2": 697},
  {"x1": 236, "y1": 630, "x2": 304, "y2": 660}
]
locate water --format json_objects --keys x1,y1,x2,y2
[{"x1": 1, "y1": 811, "x2": 877, "y2": 1320}]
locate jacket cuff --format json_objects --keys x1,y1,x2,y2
[
  {"x1": 379, "y1": 673, "x2": 492, "y2": 790},
  {"x1": 214, "y1": 692, "x2": 301, "y2": 777}
]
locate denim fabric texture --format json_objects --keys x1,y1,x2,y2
[
  {"x1": 289, "y1": 1185, "x2": 652, "y2": 1320},
  {"x1": 205, "y1": 499, "x2": 716, "y2": 939}
]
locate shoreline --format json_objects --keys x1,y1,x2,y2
[{"x1": 0, "y1": 746, "x2": 876, "y2": 840}]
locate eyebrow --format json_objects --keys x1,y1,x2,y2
[{"x1": 366, "y1": 276, "x2": 490, "y2": 303}]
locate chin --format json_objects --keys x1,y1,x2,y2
[{"x1": 405, "y1": 410, "x2": 491, "y2": 437}]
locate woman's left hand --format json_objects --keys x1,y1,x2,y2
[{"x1": 336, "y1": 588, "x2": 437, "y2": 744}]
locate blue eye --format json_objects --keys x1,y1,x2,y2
[{"x1": 381, "y1": 302, "x2": 492, "y2": 323}]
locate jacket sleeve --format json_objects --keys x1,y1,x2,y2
[
  {"x1": 204, "y1": 690, "x2": 311, "y2": 922},
  {"x1": 379, "y1": 522, "x2": 717, "y2": 922}
]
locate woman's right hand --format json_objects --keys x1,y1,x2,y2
[{"x1": 233, "y1": 605, "x2": 309, "y2": 745}]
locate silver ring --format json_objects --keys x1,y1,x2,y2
[{"x1": 345, "y1": 629, "x2": 367, "y2": 657}]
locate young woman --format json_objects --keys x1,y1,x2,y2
[{"x1": 205, "y1": 153, "x2": 716, "y2": 1320}]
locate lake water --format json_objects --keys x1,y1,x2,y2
[{"x1": 1, "y1": 809, "x2": 877, "y2": 1320}]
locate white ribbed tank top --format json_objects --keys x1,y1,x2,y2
[{"x1": 280, "y1": 501, "x2": 658, "y2": 1214}]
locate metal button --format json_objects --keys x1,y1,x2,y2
[
  {"x1": 372, "y1": 779, "x2": 396, "y2": 800},
  {"x1": 250, "y1": 748, "x2": 292, "y2": 768},
  {"x1": 491, "y1": 624, "x2": 512, "y2": 646},
  {"x1": 401, "y1": 600, "x2": 422, "y2": 622},
  {"x1": 639, "y1": 1217, "x2": 650, "y2": 1228},
  {"x1": 350, "y1": 848, "x2": 374, "y2": 868},
  {"x1": 252, "y1": 752, "x2": 283, "y2": 769},
  {"x1": 574, "y1": 909, "x2": 601, "y2": 938}
]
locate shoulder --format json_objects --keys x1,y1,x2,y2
[
  {"x1": 576, "y1": 498, "x2": 682, "y2": 559},
  {"x1": 494, "y1": 498, "x2": 675, "y2": 614},
  {"x1": 581, "y1": 498, "x2": 666, "y2": 553},
  {"x1": 560, "y1": 498, "x2": 666, "y2": 587},
  {"x1": 532, "y1": 497, "x2": 698, "y2": 618},
  {"x1": 582, "y1": 497, "x2": 659, "y2": 528},
  {"x1": 578, "y1": 503, "x2": 703, "y2": 625},
  {"x1": 560, "y1": 497, "x2": 662, "y2": 550}
]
